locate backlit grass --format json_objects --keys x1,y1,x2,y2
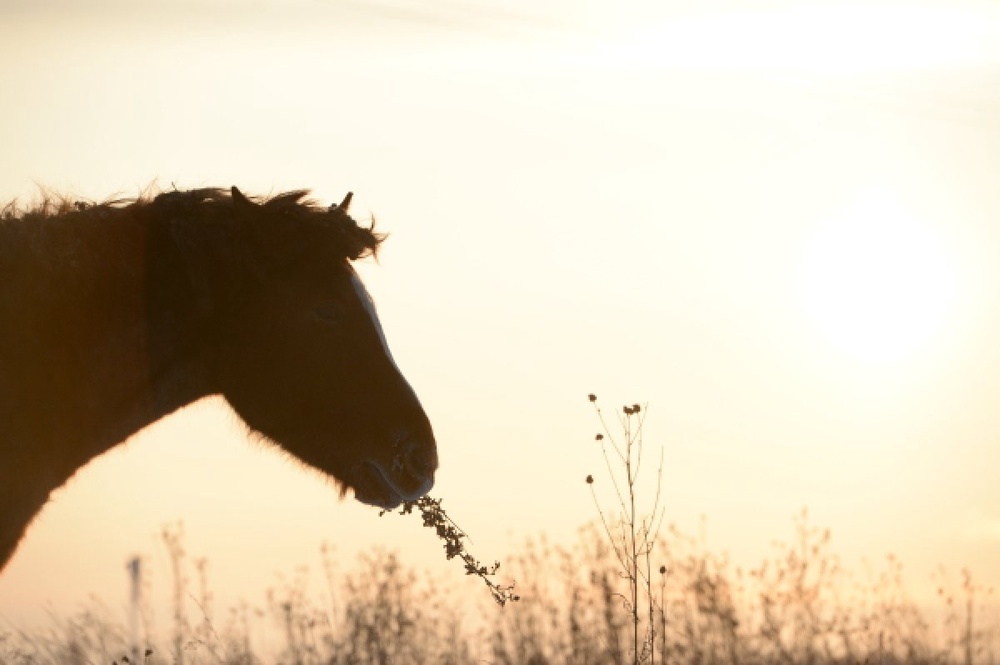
[
  {"x1": 2, "y1": 399, "x2": 996, "y2": 664},
  {"x1": 1, "y1": 516, "x2": 996, "y2": 664}
]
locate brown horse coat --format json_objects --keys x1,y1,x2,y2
[{"x1": 0, "y1": 187, "x2": 437, "y2": 571}]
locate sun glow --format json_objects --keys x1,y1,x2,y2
[
  {"x1": 590, "y1": 4, "x2": 1000, "y2": 75},
  {"x1": 797, "y1": 190, "x2": 957, "y2": 364}
]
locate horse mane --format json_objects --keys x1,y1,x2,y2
[{"x1": 0, "y1": 186, "x2": 386, "y2": 262}]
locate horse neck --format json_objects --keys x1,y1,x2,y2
[{"x1": 0, "y1": 211, "x2": 211, "y2": 567}]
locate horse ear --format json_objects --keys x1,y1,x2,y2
[
  {"x1": 331, "y1": 191, "x2": 353, "y2": 213},
  {"x1": 231, "y1": 186, "x2": 252, "y2": 209}
]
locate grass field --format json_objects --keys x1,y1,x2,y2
[
  {"x1": 1, "y1": 514, "x2": 996, "y2": 665},
  {"x1": 3, "y1": 400, "x2": 997, "y2": 664}
]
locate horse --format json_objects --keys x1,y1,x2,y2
[{"x1": 0, "y1": 186, "x2": 437, "y2": 572}]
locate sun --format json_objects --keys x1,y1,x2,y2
[{"x1": 797, "y1": 190, "x2": 956, "y2": 364}]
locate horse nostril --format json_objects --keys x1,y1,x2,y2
[{"x1": 402, "y1": 441, "x2": 436, "y2": 479}]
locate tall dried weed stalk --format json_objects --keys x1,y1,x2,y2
[{"x1": 585, "y1": 394, "x2": 666, "y2": 665}]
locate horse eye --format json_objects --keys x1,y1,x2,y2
[{"x1": 313, "y1": 302, "x2": 340, "y2": 324}]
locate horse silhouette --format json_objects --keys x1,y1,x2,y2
[{"x1": 0, "y1": 186, "x2": 437, "y2": 571}]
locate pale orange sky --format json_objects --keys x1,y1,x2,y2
[{"x1": 1, "y1": 0, "x2": 999, "y2": 632}]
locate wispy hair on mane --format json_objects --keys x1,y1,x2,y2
[
  {"x1": 1, "y1": 186, "x2": 386, "y2": 261},
  {"x1": 0, "y1": 185, "x2": 144, "y2": 222}
]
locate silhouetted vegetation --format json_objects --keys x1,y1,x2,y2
[
  {"x1": 380, "y1": 495, "x2": 519, "y2": 607},
  {"x1": 2, "y1": 399, "x2": 997, "y2": 664},
  {"x1": 2, "y1": 517, "x2": 996, "y2": 665}
]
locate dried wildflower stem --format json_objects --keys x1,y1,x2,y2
[
  {"x1": 587, "y1": 394, "x2": 667, "y2": 665},
  {"x1": 381, "y1": 495, "x2": 519, "y2": 607}
]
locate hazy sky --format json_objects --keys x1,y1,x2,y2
[{"x1": 1, "y1": 0, "x2": 999, "y2": 632}]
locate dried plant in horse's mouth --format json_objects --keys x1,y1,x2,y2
[{"x1": 380, "y1": 495, "x2": 519, "y2": 606}]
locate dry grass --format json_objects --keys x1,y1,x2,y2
[
  {"x1": 2, "y1": 517, "x2": 997, "y2": 665},
  {"x1": 2, "y1": 399, "x2": 997, "y2": 664},
  {"x1": 379, "y1": 495, "x2": 519, "y2": 607}
]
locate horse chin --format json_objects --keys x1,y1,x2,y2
[{"x1": 351, "y1": 461, "x2": 405, "y2": 510}]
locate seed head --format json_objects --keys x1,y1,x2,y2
[
  {"x1": 588, "y1": 393, "x2": 597, "y2": 402},
  {"x1": 586, "y1": 475, "x2": 594, "y2": 484}
]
